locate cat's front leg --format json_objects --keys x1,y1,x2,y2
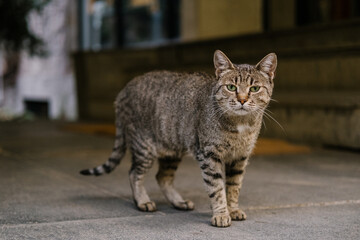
[
  {"x1": 197, "y1": 149, "x2": 231, "y2": 227},
  {"x1": 225, "y1": 157, "x2": 248, "y2": 221}
]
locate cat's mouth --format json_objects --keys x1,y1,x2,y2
[{"x1": 234, "y1": 107, "x2": 249, "y2": 115}]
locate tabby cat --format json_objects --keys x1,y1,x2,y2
[{"x1": 80, "y1": 50, "x2": 277, "y2": 227}]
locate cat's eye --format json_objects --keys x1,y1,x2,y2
[
  {"x1": 226, "y1": 85, "x2": 237, "y2": 91},
  {"x1": 250, "y1": 86, "x2": 260, "y2": 92}
]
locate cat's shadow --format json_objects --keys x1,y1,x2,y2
[{"x1": 72, "y1": 195, "x2": 211, "y2": 226}]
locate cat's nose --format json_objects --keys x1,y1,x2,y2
[
  {"x1": 238, "y1": 99, "x2": 247, "y2": 105},
  {"x1": 237, "y1": 94, "x2": 248, "y2": 105}
]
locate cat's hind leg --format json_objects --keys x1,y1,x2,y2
[
  {"x1": 129, "y1": 145, "x2": 157, "y2": 212},
  {"x1": 156, "y1": 157, "x2": 194, "y2": 210}
]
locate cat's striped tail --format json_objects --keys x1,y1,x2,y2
[{"x1": 79, "y1": 122, "x2": 126, "y2": 176}]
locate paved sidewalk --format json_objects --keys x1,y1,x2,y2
[{"x1": 0, "y1": 121, "x2": 359, "y2": 240}]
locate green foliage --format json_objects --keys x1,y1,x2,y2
[{"x1": 0, "y1": 0, "x2": 51, "y2": 56}]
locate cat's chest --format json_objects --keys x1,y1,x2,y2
[
  {"x1": 236, "y1": 124, "x2": 252, "y2": 135},
  {"x1": 220, "y1": 124, "x2": 259, "y2": 158}
]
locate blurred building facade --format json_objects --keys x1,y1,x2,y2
[
  {"x1": 75, "y1": 0, "x2": 360, "y2": 149},
  {"x1": 1, "y1": 0, "x2": 359, "y2": 149}
]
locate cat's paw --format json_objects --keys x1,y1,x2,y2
[
  {"x1": 137, "y1": 201, "x2": 157, "y2": 212},
  {"x1": 230, "y1": 209, "x2": 247, "y2": 221},
  {"x1": 211, "y1": 214, "x2": 232, "y2": 227},
  {"x1": 173, "y1": 200, "x2": 195, "y2": 211}
]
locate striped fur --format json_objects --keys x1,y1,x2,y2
[{"x1": 80, "y1": 50, "x2": 277, "y2": 228}]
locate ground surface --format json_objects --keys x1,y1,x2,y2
[{"x1": 0, "y1": 121, "x2": 359, "y2": 240}]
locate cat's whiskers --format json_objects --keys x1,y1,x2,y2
[
  {"x1": 256, "y1": 108, "x2": 286, "y2": 134},
  {"x1": 208, "y1": 105, "x2": 222, "y2": 120},
  {"x1": 252, "y1": 108, "x2": 267, "y2": 130},
  {"x1": 260, "y1": 112, "x2": 267, "y2": 130},
  {"x1": 209, "y1": 100, "x2": 229, "y2": 121},
  {"x1": 264, "y1": 108, "x2": 275, "y2": 115},
  {"x1": 211, "y1": 107, "x2": 231, "y2": 122}
]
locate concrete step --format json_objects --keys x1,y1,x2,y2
[{"x1": 264, "y1": 91, "x2": 360, "y2": 149}]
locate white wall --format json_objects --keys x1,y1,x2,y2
[{"x1": 1, "y1": 0, "x2": 78, "y2": 120}]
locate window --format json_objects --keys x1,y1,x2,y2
[
  {"x1": 79, "y1": 0, "x2": 116, "y2": 50},
  {"x1": 78, "y1": 0, "x2": 180, "y2": 50}
]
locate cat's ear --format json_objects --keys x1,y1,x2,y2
[
  {"x1": 214, "y1": 50, "x2": 235, "y2": 78},
  {"x1": 255, "y1": 53, "x2": 277, "y2": 80}
]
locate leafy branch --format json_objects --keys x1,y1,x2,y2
[{"x1": 0, "y1": 0, "x2": 51, "y2": 56}]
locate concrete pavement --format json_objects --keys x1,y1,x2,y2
[{"x1": 0, "y1": 121, "x2": 359, "y2": 240}]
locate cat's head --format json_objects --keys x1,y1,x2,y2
[{"x1": 213, "y1": 50, "x2": 277, "y2": 116}]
